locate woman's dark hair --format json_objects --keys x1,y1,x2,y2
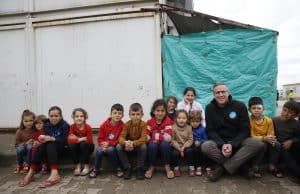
[
  {"x1": 48, "y1": 106, "x2": 63, "y2": 118},
  {"x1": 19, "y1": 109, "x2": 36, "y2": 129},
  {"x1": 183, "y1": 87, "x2": 196, "y2": 96},
  {"x1": 150, "y1": 99, "x2": 167, "y2": 117},
  {"x1": 72, "y1": 108, "x2": 88, "y2": 120}
]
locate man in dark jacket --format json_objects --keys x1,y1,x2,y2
[{"x1": 201, "y1": 83, "x2": 264, "y2": 181}]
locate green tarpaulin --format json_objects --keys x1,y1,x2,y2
[{"x1": 162, "y1": 29, "x2": 278, "y2": 116}]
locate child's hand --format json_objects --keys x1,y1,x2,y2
[
  {"x1": 33, "y1": 140, "x2": 41, "y2": 147},
  {"x1": 78, "y1": 137, "x2": 87, "y2": 142},
  {"x1": 69, "y1": 134, "x2": 77, "y2": 139},
  {"x1": 38, "y1": 135, "x2": 46, "y2": 143},
  {"x1": 282, "y1": 139, "x2": 293, "y2": 150},
  {"x1": 179, "y1": 147, "x2": 184, "y2": 157},
  {"x1": 195, "y1": 141, "x2": 200, "y2": 147},
  {"x1": 102, "y1": 147, "x2": 107, "y2": 153},
  {"x1": 44, "y1": 135, "x2": 52, "y2": 142},
  {"x1": 264, "y1": 135, "x2": 276, "y2": 144},
  {"x1": 102, "y1": 142, "x2": 108, "y2": 148},
  {"x1": 125, "y1": 141, "x2": 134, "y2": 151}
]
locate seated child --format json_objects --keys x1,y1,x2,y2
[
  {"x1": 32, "y1": 114, "x2": 49, "y2": 174},
  {"x1": 166, "y1": 96, "x2": 178, "y2": 121},
  {"x1": 68, "y1": 108, "x2": 94, "y2": 176},
  {"x1": 171, "y1": 110, "x2": 194, "y2": 177},
  {"x1": 15, "y1": 110, "x2": 36, "y2": 174},
  {"x1": 116, "y1": 103, "x2": 147, "y2": 180},
  {"x1": 272, "y1": 100, "x2": 300, "y2": 183},
  {"x1": 189, "y1": 110, "x2": 212, "y2": 176},
  {"x1": 89, "y1": 104, "x2": 124, "y2": 178},
  {"x1": 248, "y1": 97, "x2": 280, "y2": 177},
  {"x1": 177, "y1": 87, "x2": 205, "y2": 127},
  {"x1": 145, "y1": 99, "x2": 174, "y2": 179}
]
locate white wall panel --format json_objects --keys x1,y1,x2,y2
[
  {"x1": 0, "y1": 29, "x2": 28, "y2": 127},
  {"x1": 35, "y1": 16, "x2": 160, "y2": 127},
  {"x1": 0, "y1": 0, "x2": 26, "y2": 14},
  {"x1": 33, "y1": 0, "x2": 155, "y2": 12}
]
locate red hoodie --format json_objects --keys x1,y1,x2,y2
[
  {"x1": 67, "y1": 123, "x2": 94, "y2": 144},
  {"x1": 97, "y1": 118, "x2": 124, "y2": 147},
  {"x1": 147, "y1": 116, "x2": 173, "y2": 144}
]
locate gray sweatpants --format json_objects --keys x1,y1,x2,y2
[{"x1": 201, "y1": 138, "x2": 264, "y2": 174}]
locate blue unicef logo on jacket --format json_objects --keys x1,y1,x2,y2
[{"x1": 229, "y1": 111, "x2": 237, "y2": 119}]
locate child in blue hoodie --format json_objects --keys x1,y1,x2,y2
[
  {"x1": 189, "y1": 110, "x2": 212, "y2": 176},
  {"x1": 19, "y1": 106, "x2": 69, "y2": 188}
]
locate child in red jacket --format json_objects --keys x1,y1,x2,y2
[
  {"x1": 68, "y1": 108, "x2": 94, "y2": 176},
  {"x1": 145, "y1": 99, "x2": 174, "y2": 179},
  {"x1": 32, "y1": 114, "x2": 49, "y2": 174},
  {"x1": 89, "y1": 104, "x2": 124, "y2": 178}
]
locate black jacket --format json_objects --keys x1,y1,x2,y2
[{"x1": 205, "y1": 95, "x2": 250, "y2": 149}]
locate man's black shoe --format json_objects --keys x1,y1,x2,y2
[
  {"x1": 136, "y1": 168, "x2": 144, "y2": 180},
  {"x1": 123, "y1": 167, "x2": 132, "y2": 180},
  {"x1": 207, "y1": 165, "x2": 224, "y2": 182}
]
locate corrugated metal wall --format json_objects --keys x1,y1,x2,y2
[{"x1": 0, "y1": 0, "x2": 162, "y2": 128}]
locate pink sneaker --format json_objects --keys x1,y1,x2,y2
[
  {"x1": 173, "y1": 169, "x2": 181, "y2": 177},
  {"x1": 196, "y1": 167, "x2": 202, "y2": 176}
]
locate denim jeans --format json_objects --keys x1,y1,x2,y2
[
  {"x1": 94, "y1": 146, "x2": 119, "y2": 171},
  {"x1": 147, "y1": 141, "x2": 171, "y2": 166},
  {"x1": 116, "y1": 144, "x2": 147, "y2": 169},
  {"x1": 16, "y1": 144, "x2": 33, "y2": 166},
  {"x1": 171, "y1": 147, "x2": 194, "y2": 167}
]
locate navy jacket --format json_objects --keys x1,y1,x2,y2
[
  {"x1": 43, "y1": 119, "x2": 70, "y2": 145},
  {"x1": 205, "y1": 95, "x2": 250, "y2": 149}
]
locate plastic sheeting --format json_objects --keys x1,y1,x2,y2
[{"x1": 162, "y1": 29, "x2": 278, "y2": 116}]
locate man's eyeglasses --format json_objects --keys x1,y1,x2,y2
[{"x1": 214, "y1": 90, "x2": 228, "y2": 95}]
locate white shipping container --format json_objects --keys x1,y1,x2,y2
[{"x1": 0, "y1": 0, "x2": 162, "y2": 128}]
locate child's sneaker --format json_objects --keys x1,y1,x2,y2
[
  {"x1": 205, "y1": 167, "x2": 212, "y2": 175},
  {"x1": 21, "y1": 164, "x2": 29, "y2": 174},
  {"x1": 115, "y1": 168, "x2": 124, "y2": 178},
  {"x1": 196, "y1": 167, "x2": 202, "y2": 176},
  {"x1": 173, "y1": 168, "x2": 181, "y2": 177},
  {"x1": 189, "y1": 169, "x2": 196, "y2": 177},
  {"x1": 14, "y1": 166, "x2": 22, "y2": 174}
]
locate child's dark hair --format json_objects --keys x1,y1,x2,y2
[
  {"x1": 48, "y1": 106, "x2": 63, "y2": 118},
  {"x1": 150, "y1": 99, "x2": 167, "y2": 117},
  {"x1": 72, "y1": 108, "x2": 88, "y2": 120},
  {"x1": 183, "y1": 87, "x2": 196, "y2": 96},
  {"x1": 19, "y1": 109, "x2": 36, "y2": 129},
  {"x1": 283, "y1": 101, "x2": 300, "y2": 115},
  {"x1": 176, "y1": 109, "x2": 188, "y2": 119},
  {"x1": 34, "y1": 114, "x2": 47, "y2": 125},
  {"x1": 248, "y1": 97, "x2": 264, "y2": 108},
  {"x1": 111, "y1": 103, "x2": 124, "y2": 112},
  {"x1": 130, "y1": 103, "x2": 143, "y2": 112},
  {"x1": 166, "y1": 96, "x2": 178, "y2": 105},
  {"x1": 189, "y1": 110, "x2": 202, "y2": 122}
]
